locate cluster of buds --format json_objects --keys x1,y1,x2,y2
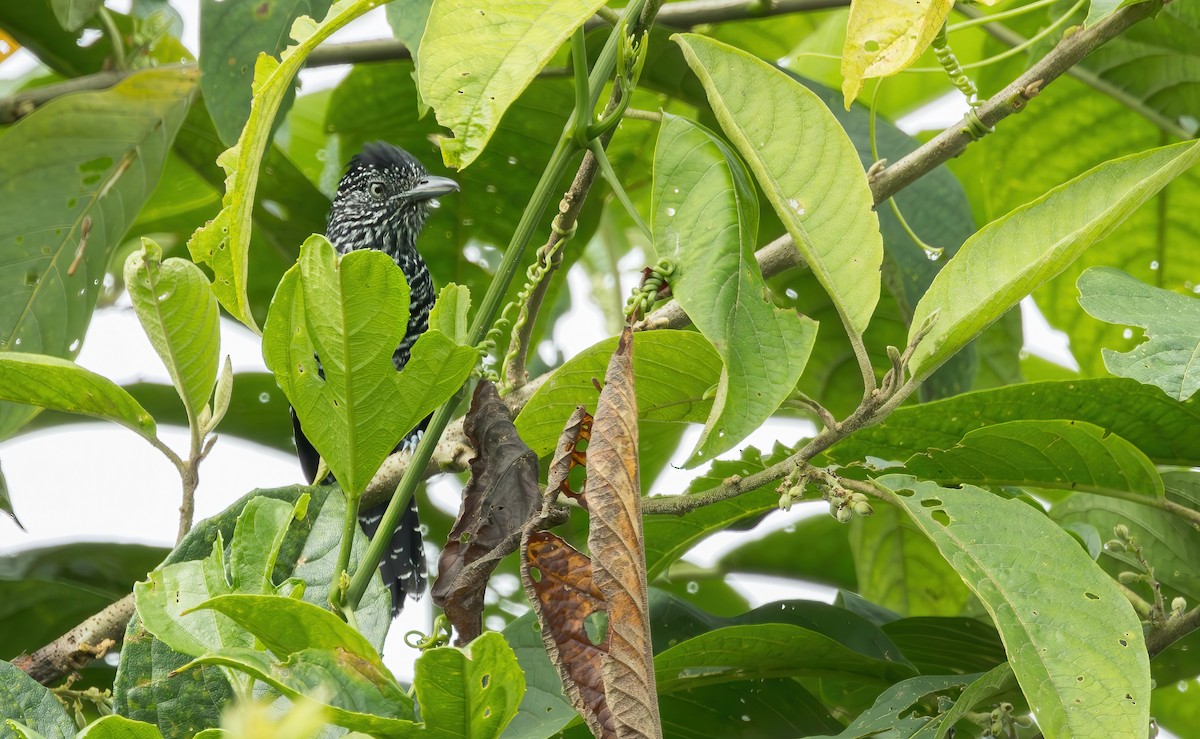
[
  {"x1": 829, "y1": 490, "x2": 874, "y2": 523},
  {"x1": 985, "y1": 701, "x2": 1018, "y2": 737}
]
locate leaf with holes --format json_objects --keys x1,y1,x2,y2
[
  {"x1": 908, "y1": 140, "x2": 1200, "y2": 380},
  {"x1": 0, "y1": 67, "x2": 196, "y2": 441},
  {"x1": 417, "y1": 0, "x2": 608, "y2": 168},
  {"x1": 413, "y1": 632, "x2": 525, "y2": 739},
  {"x1": 1078, "y1": 266, "x2": 1200, "y2": 401},
  {"x1": 875, "y1": 474, "x2": 1150, "y2": 738},
  {"x1": 187, "y1": 0, "x2": 380, "y2": 332},
  {"x1": 432, "y1": 380, "x2": 541, "y2": 643},
  {"x1": 261, "y1": 236, "x2": 477, "y2": 496},
  {"x1": 674, "y1": 33, "x2": 883, "y2": 337},
  {"x1": 839, "y1": 0, "x2": 954, "y2": 107},
  {"x1": 652, "y1": 113, "x2": 817, "y2": 466},
  {"x1": 199, "y1": 0, "x2": 333, "y2": 145},
  {"x1": 124, "y1": 238, "x2": 221, "y2": 424}
]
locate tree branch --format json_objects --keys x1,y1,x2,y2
[
  {"x1": 870, "y1": 0, "x2": 1167, "y2": 203},
  {"x1": 13, "y1": 594, "x2": 133, "y2": 685}
]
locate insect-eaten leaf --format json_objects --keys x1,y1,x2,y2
[
  {"x1": 1078, "y1": 266, "x2": 1200, "y2": 401},
  {"x1": 520, "y1": 327, "x2": 661, "y2": 739},
  {"x1": 432, "y1": 380, "x2": 541, "y2": 644},
  {"x1": 262, "y1": 235, "x2": 477, "y2": 497}
]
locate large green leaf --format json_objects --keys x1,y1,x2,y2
[
  {"x1": 187, "y1": 0, "x2": 378, "y2": 332},
  {"x1": 882, "y1": 617, "x2": 1006, "y2": 676},
  {"x1": 115, "y1": 485, "x2": 390, "y2": 737},
  {"x1": 124, "y1": 238, "x2": 221, "y2": 423},
  {"x1": 909, "y1": 140, "x2": 1200, "y2": 379},
  {"x1": 0, "y1": 67, "x2": 196, "y2": 440},
  {"x1": 515, "y1": 331, "x2": 720, "y2": 459},
  {"x1": 1083, "y1": 1, "x2": 1200, "y2": 123},
  {"x1": 0, "y1": 355, "x2": 156, "y2": 441},
  {"x1": 848, "y1": 505, "x2": 974, "y2": 618},
  {"x1": 49, "y1": 0, "x2": 102, "y2": 31},
  {"x1": 75, "y1": 717, "x2": 165, "y2": 739},
  {"x1": 1078, "y1": 266, "x2": 1200, "y2": 401},
  {"x1": 827, "y1": 378, "x2": 1200, "y2": 467},
  {"x1": 808, "y1": 673, "x2": 981, "y2": 739},
  {"x1": 654, "y1": 623, "x2": 914, "y2": 693},
  {"x1": 262, "y1": 237, "x2": 476, "y2": 496},
  {"x1": 901, "y1": 419, "x2": 1164, "y2": 500},
  {"x1": 188, "y1": 647, "x2": 415, "y2": 736},
  {"x1": 199, "y1": 0, "x2": 334, "y2": 145},
  {"x1": 674, "y1": 33, "x2": 884, "y2": 338},
  {"x1": 0, "y1": 661, "x2": 75, "y2": 739},
  {"x1": 0, "y1": 542, "x2": 167, "y2": 662},
  {"x1": 134, "y1": 496, "x2": 306, "y2": 658},
  {"x1": 417, "y1": 0, "x2": 606, "y2": 168},
  {"x1": 659, "y1": 678, "x2": 841, "y2": 738},
  {"x1": 500, "y1": 614, "x2": 574, "y2": 739},
  {"x1": 876, "y1": 475, "x2": 1150, "y2": 738},
  {"x1": 652, "y1": 114, "x2": 817, "y2": 465},
  {"x1": 384, "y1": 0, "x2": 433, "y2": 59},
  {"x1": 714, "y1": 513, "x2": 856, "y2": 591},
  {"x1": 414, "y1": 631, "x2": 525, "y2": 739},
  {"x1": 955, "y1": 70, "x2": 1200, "y2": 377}
]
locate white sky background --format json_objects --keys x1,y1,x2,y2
[{"x1": 0, "y1": 1, "x2": 1081, "y2": 682}]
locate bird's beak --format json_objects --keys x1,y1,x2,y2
[{"x1": 404, "y1": 175, "x2": 459, "y2": 201}]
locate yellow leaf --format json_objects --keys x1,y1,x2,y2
[{"x1": 840, "y1": 0, "x2": 954, "y2": 108}]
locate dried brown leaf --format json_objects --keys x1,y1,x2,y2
[
  {"x1": 432, "y1": 380, "x2": 540, "y2": 643},
  {"x1": 547, "y1": 405, "x2": 592, "y2": 507},
  {"x1": 523, "y1": 531, "x2": 613, "y2": 737},
  {"x1": 521, "y1": 326, "x2": 661, "y2": 739}
]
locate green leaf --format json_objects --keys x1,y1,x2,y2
[
  {"x1": 909, "y1": 140, "x2": 1200, "y2": 379},
  {"x1": 808, "y1": 673, "x2": 981, "y2": 739},
  {"x1": 875, "y1": 475, "x2": 1150, "y2": 738},
  {"x1": 189, "y1": 647, "x2": 415, "y2": 734},
  {"x1": 912, "y1": 663, "x2": 1019, "y2": 739},
  {"x1": 414, "y1": 631, "x2": 525, "y2": 739},
  {"x1": 0, "y1": 461, "x2": 21, "y2": 532},
  {"x1": 900, "y1": 419, "x2": 1164, "y2": 500},
  {"x1": 0, "y1": 67, "x2": 197, "y2": 440},
  {"x1": 0, "y1": 542, "x2": 166, "y2": 662},
  {"x1": 262, "y1": 237, "x2": 477, "y2": 496},
  {"x1": 1078, "y1": 267, "x2": 1200, "y2": 401},
  {"x1": 1085, "y1": 0, "x2": 1151, "y2": 26},
  {"x1": 0, "y1": 661, "x2": 75, "y2": 739},
  {"x1": 186, "y1": 0, "x2": 378, "y2": 332},
  {"x1": 827, "y1": 378, "x2": 1200, "y2": 468},
  {"x1": 882, "y1": 617, "x2": 1007, "y2": 676},
  {"x1": 49, "y1": 0, "x2": 102, "y2": 31},
  {"x1": 124, "y1": 238, "x2": 221, "y2": 423},
  {"x1": 428, "y1": 283, "x2": 471, "y2": 344},
  {"x1": 385, "y1": 0, "x2": 433, "y2": 59},
  {"x1": 0, "y1": 355, "x2": 157, "y2": 441},
  {"x1": 76, "y1": 717, "x2": 165, "y2": 739},
  {"x1": 133, "y1": 496, "x2": 307, "y2": 658},
  {"x1": 515, "y1": 331, "x2": 720, "y2": 459},
  {"x1": 500, "y1": 614, "x2": 575, "y2": 739},
  {"x1": 673, "y1": 33, "x2": 884, "y2": 337},
  {"x1": 199, "y1": 0, "x2": 333, "y2": 145},
  {"x1": 848, "y1": 505, "x2": 974, "y2": 618},
  {"x1": 652, "y1": 114, "x2": 817, "y2": 465},
  {"x1": 659, "y1": 679, "x2": 841, "y2": 737},
  {"x1": 714, "y1": 514, "x2": 856, "y2": 591},
  {"x1": 194, "y1": 595, "x2": 384, "y2": 670},
  {"x1": 653, "y1": 623, "x2": 914, "y2": 694},
  {"x1": 417, "y1": 0, "x2": 607, "y2": 168},
  {"x1": 115, "y1": 485, "x2": 390, "y2": 737}
]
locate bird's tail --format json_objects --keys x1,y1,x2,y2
[{"x1": 357, "y1": 497, "x2": 425, "y2": 616}]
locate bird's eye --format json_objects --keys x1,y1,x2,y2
[{"x1": 368, "y1": 182, "x2": 386, "y2": 198}]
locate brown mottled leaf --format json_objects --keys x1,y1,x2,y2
[
  {"x1": 432, "y1": 380, "x2": 540, "y2": 643},
  {"x1": 547, "y1": 405, "x2": 592, "y2": 507},
  {"x1": 521, "y1": 327, "x2": 661, "y2": 739},
  {"x1": 523, "y1": 531, "x2": 612, "y2": 736}
]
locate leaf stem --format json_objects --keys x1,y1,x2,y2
[{"x1": 96, "y1": 7, "x2": 127, "y2": 70}]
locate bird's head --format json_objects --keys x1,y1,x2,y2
[{"x1": 326, "y1": 142, "x2": 458, "y2": 258}]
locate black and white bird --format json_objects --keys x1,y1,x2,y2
[{"x1": 292, "y1": 141, "x2": 459, "y2": 615}]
